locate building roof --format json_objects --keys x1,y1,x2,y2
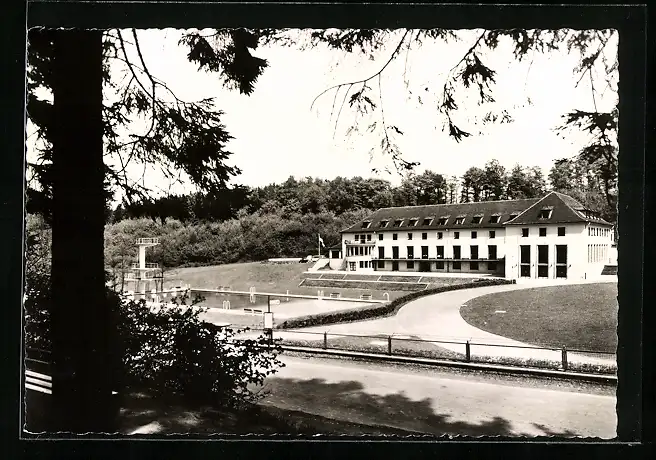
[
  {"x1": 505, "y1": 192, "x2": 613, "y2": 226},
  {"x1": 341, "y1": 192, "x2": 612, "y2": 233}
]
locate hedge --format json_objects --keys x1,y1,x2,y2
[{"x1": 276, "y1": 278, "x2": 516, "y2": 329}]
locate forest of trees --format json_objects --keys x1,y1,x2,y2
[{"x1": 109, "y1": 156, "x2": 616, "y2": 227}]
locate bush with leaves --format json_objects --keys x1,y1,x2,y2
[
  {"x1": 24, "y1": 215, "x2": 53, "y2": 351},
  {"x1": 116, "y1": 296, "x2": 285, "y2": 408}
]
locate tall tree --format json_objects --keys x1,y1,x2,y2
[
  {"x1": 482, "y1": 159, "x2": 507, "y2": 201},
  {"x1": 408, "y1": 170, "x2": 448, "y2": 205},
  {"x1": 446, "y1": 175, "x2": 460, "y2": 204},
  {"x1": 506, "y1": 164, "x2": 546, "y2": 199},
  {"x1": 26, "y1": 27, "x2": 268, "y2": 432},
  {"x1": 49, "y1": 30, "x2": 115, "y2": 432},
  {"x1": 461, "y1": 166, "x2": 486, "y2": 202},
  {"x1": 548, "y1": 157, "x2": 615, "y2": 222}
]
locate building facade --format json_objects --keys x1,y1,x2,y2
[{"x1": 339, "y1": 192, "x2": 614, "y2": 280}]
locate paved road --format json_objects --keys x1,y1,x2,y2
[
  {"x1": 256, "y1": 354, "x2": 616, "y2": 438},
  {"x1": 274, "y1": 278, "x2": 617, "y2": 366}
]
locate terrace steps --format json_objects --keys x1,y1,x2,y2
[{"x1": 299, "y1": 278, "x2": 428, "y2": 292}]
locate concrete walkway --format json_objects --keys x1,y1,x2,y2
[{"x1": 273, "y1": 276, "x2": 618, "y2": 368}]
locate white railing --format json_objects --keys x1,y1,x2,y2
[
  {"x1": 124, "y1": 270, "x2": 161, "y2": 281},
  {"x1": 345, "y1": 240, "x2": 376, "y2": 245},
  {"x1": 135, "y1": 237, "x2": 160, "y2": 245},
  {"x1": 131, "y1": 262, "x2": 160, "y2": 269}
]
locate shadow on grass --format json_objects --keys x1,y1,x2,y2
[{"x1": 118, "y1": 377, "x2": 585, "y2": 438}]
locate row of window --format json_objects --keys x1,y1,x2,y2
[
  {"x1": 360, "y1": 208, "x2": 558, "y2": 230},
  {"x1": 588, "y1": 244, "x2": 609, "y2": 263},
  {"x1": 368, "y1": 215, "x2": 507, "y2": 229},
  {"x1": 375, "y1": 245, "x2": 497, "y2": 260},
  {"x1": 588, "y1": 226, "x2": 611, "y2": 237},
  {"x1": 370, "y1": 260, "x2": 498, "y2": 271},
  {"x1": 521, "y1": 227, "x2": 567, "y2": 238},
  {"x1": 346, "y1": 246, "x2": 374, "y2": 257},
  {"x1": 384, "y1": 230, "x2": 497, "y2": 241},
  {"x1": 359, "y1": 226, "x2": 566, "y2": 242}
]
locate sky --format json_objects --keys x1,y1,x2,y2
[{"x1": 27, "y1": 28, "x2": 618, "y2": 199}]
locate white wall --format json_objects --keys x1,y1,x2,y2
[
  {"x1": 342, "y1": 222, "x2": 614, "y2": 279},
  {"x1": 504, "y1": 223, "x2": 587, "y2": 280}
]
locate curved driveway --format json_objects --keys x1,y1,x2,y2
[{"x1": 277, "y1": 277, "x2": 618, "y2": 366}]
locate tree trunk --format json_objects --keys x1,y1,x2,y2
[{"x1": 49, "y1": 30, "x2": 117, "y2": 433}]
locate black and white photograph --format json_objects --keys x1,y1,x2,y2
[{"x1": 19, "y1": 5, "x2": 644, "y2": 442}]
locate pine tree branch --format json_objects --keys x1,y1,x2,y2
[{"x1": 310, "y1": 29, "x2": 411, "y2": 111}]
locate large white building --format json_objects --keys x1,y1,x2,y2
[{"x1": 334, "y1": 191, "x2": 614, "y2": 281}]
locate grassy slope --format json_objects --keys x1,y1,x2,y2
[
  {"x1": 165, "y1": 262, "x2": 408, "y2": 301},
  {"x1": 459, "y1": 283, "x2": 618, "y2": 353}
]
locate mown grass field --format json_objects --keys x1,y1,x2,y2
[
  {"x1": 165, "y1": 261, "x2": 481, "y2": 305},
  {"x1": 459, "y1": 283, "x2": 618, "y2": 353},
  {"x1": 165, "y1": 262, "x2": 409, "y2": 302}
]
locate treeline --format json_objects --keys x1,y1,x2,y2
[
  {"x1": 110, "y1": 157, "x2": 616, "y2": 226},
  {"x1": 104, "y1": 209, "x2": 371, "y2": 277}
]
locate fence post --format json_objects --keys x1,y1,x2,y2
[
  {"x1": 465, "y1": 341, "x2": 471, "y2": 362},
  {"x1": 323, "y1": 332, "x2": 328, "y2": 350},
  {"x1": 561, "y1": 347, "x2": 568, "y2": 371},
  {"x1": 387, "y1": 336, "x2": 392, "y2": 355}
]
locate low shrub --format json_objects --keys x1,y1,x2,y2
[
  {"x1": 277, "y1": 278, "x2": 515, "y2": 329},
  {"x1": 472, "y1": 354, "x2": 617, "y2": 375}
]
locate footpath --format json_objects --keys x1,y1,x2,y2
[{"x1": 266, "y1": 276, "x2": 618, "y2": 368}]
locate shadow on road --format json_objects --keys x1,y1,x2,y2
[
  {"x1": 257, "y1": 377, "x2": 580, "y2": 438},
  {"x1": 117, "y1": 377, "x2": 583, "y2": 438},
  {"x1": 118, "y1": 390, "x2": 415, "y2": 436}
]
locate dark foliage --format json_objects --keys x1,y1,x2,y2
[{"x1": 118, "y1": 298, "x2": 285, "y2": 407}]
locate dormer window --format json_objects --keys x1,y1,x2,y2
[
  {"x1": 362, "y1": 221, "x2": 372, "y2": 229},
  {"x1": 489, "y1": 214, "x2": 501, "y2": 224},
  {"x1": 379, "y1": 220, "x2": 389, "y2": 228},
  {"x1": 455, "y1": 216, "x2": 465, "y2": 225},
  {"x1": 422, "y1": 217, "x2": 434, "y2": 226},
  {"x1": 438, "y1": 216, "x2": 449, "y2": 226},
  {"x1": 393, "y1": 219, "x2": 404, "y2": 228},
  {"x1": 472, "y1": 214, "x2": 483, "y2": 224},
  {"x1": 538, "y1": 207, "x2": 553, "y2": 220},
  {"x1": 408, "y1": 218, "x2": 418, "y2": 227},
  {"x1": 509, "y1": 212, "x2": 520, "y2": 220}
]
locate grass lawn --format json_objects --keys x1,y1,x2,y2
[
  {"x1": 164, "y1": 262, "x2": 408, "y2": 301},
  {"x1": 460, "y1": 283, "x2": 618, "y2": 353}
]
